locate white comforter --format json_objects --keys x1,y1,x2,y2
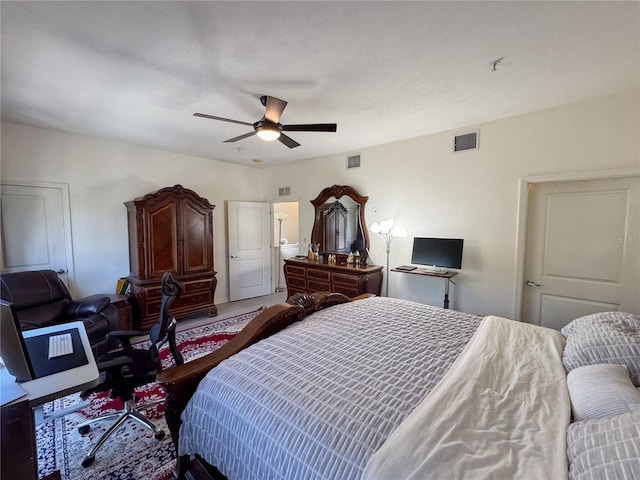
[{"x1": 363, "y1": 315, "x2": 571, "y2": 480}]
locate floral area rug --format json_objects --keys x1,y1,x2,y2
[{"x1": 36, "y1": 308, "x2": 263, "y2": 480}]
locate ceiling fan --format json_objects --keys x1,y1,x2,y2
[{"x1": 194, "y1": 95, "x2": 337, "y2": 149}]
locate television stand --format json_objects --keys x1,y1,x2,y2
[{"x1": 391, "y1": 267, "x2": 458, "y2": 309}]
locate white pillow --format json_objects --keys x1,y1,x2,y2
[{"x1": 566, "y1": 364, "x2": 640, "y2": 421}]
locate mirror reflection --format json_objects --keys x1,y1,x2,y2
[
  {"x1": 310, "y1": 185, "x2": 370, "y2": 256},
  {"x1": 320, "y1": 197, "x2": 362, "y2": 253}
]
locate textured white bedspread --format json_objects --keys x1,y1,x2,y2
[
  {"x1": 179, "y1": 297, "x2": 481, "y2": 480},
  {"x1": 363, "y1": 315, "x2": 571, "y2": 480}
]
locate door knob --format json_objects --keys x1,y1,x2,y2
[
  {"x1": 230, "y1": 255, "x2": 238, "y2": 259},
  {"x1": 56, "y1": 269, "x2": 66, "y2": 274},
  {"x1": 526, "y1": 280, "x2": 542, "y2": 287}
]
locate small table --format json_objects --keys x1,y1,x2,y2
[
  {"x1": 1, "y1": 322, "x2": 99, "y2": 480},
  {"x1": 391, "y1": 267, "x2": 458, "y2": 309},
  {"x1": 107, "y1": 294, "x2": 135, "y2": 330}
]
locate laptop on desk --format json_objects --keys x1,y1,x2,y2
[
  {"x1": 395, "y1": 265, "x2": 417, "y2": 271},
  {"x1": 0, "y1": 300, "x2": 88, "y2": 382}
]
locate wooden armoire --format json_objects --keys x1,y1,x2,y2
[{"x1": 125, "y1": 184, "x2": 217, "y2": 331}]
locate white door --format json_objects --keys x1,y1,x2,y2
[
  {"x1": 522, "y1": 177, "x2": 640, "y2": 329},
  {"x1": 227, "y1": 201, "x2": 271, "y2": 301},
  {"x1": 0, "y1": 183, "x2": 73, "y2": 287}
]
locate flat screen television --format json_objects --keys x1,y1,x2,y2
[{"x1": 411, "y1": 237, "x2": 464, "y2": 271}]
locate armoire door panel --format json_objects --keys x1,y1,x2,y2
[
  {"x1": 147, "y1": 202, "x2": 179, "y2": 278},
  {"x1": 181, "y1": 201, "x2": 212, "y2": 274}
]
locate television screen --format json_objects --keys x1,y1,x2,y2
[{"x1": 411, "y1": 237, "x2": 464, "y2": 270}]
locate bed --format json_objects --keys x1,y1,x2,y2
[{"x1": 157, "y1": 293, "x2": 640, "y2": 480}]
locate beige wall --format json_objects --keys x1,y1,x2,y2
[
  {"x1": 260, "y1": 92, "x2": 640, "y2": 317},
  {"x1": 2, "y1": 91, "x2": 638, "y2": 317},
  {"x1": 0, "y1": 123, "x2": 263, "y2": 303}
]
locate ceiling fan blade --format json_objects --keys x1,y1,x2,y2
[
  {"x1": 282, "y1": 123, "x2": 337, "y2": 132},
  {"x1": 264, "y1": 96, "x2": 287, "y2": 124},
  {"x1": 278, "y1": 133, "x2": 300, "y2": 149},
  {"x1": 194, "y1": 113, "x2": 253, "y2": 127},
  {"x1": 223, "y1": 131, "x2": 257, "y2": 143}
]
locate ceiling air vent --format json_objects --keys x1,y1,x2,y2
[
  {"x1": 347, "y1": 154, "x2": 361, "y2": 169},
  {"x1": 278, "y1": 187, "x2": 291, "y2": 196},
  {"x1": 453, "y1": 131, "x2": 479, "y2": 152}
]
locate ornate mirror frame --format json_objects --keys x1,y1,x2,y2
[{"x1": 310, "y1": 185, "x2": 370, "y2": 256}]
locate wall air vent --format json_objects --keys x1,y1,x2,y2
[
  {"x1": 278, "y1": 187, "x2": 291, "y2": 196},
  {"x1": 453, "y1": 131, "x2": 479, "y2": 152},
  {"x1": 347, "y1": 154, "x2": 361, "y2": 169}
]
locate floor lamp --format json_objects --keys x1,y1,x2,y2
[
  {"x1": 274, "y1": 212, "x2": 288, "y2": 292},
  {"x1": 370, "y1": 219, "x2": 407, "y2": 296}
]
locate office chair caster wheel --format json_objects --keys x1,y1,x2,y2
[
  {"x1": 155, "y1": 430, "x2": 165, "y2": 441},
  {"x1": 78, "y1": 425, "x2": 90, "y2": 435},
  {"x1": 81, "y1": 455, "x2": 95, "y2": 467}
]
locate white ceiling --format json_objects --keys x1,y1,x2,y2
[{"x1": 1, "y1": 1, "x2": 638, "y2": 167}]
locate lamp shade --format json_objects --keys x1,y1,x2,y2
[
  {"x1": 274, "y1": 212, "x2": 288, "y2": 221},
  {"x1": 378, "y1": 219, "x2": 394, "y2": 234},
  {"x1": 391, "y1": 225, "x2": 407, "y2": 237}
]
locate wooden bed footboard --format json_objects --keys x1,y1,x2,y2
[{"x1": 157, "y1": 292, "x2": 373, "y2": 479}]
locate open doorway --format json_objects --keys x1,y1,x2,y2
[{"x1": 273, "y1": 201, "x2": 299, "y2": 292}]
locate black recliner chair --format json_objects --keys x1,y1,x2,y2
[
  {"x1": 77, "y1": 271, "x2": 184, "y2": 467},
  {"x1": 0, "y1": 269, "x2": 119, "y2": 357}
]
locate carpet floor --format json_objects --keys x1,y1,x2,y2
[{"x1": 36, "y1": 308, "x2": 262, "y2": 480}]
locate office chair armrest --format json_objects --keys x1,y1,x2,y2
[
  {"x1": 108, "y1": 330, "x2": 143, "y2": 338},
  {"x1": 107, "y1": 330, "x2": 143, "y2": 351},
  {"x1": 96, "y1": 355, "x2": 131, "y2": 371},
  {"x1": 81, "y1": 356, "x2": 132, "y2": 400}
]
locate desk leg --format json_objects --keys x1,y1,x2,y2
[
  {"x1": 33, "y1": 399, "x2": 91, "y2": 425},
  {"x1": 443, "y1": 279, "x2": 450, "y2": 309}
]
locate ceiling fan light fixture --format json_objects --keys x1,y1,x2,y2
[
  {"x1": 195, "y1": 97, "x2": 336, "y2": 148},
  {"x1": 256, "y1": 123, "x2": 281, "y2": 141}
]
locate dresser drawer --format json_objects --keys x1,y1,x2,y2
[
  {"x1": 287, "y1": 276, "x2": 307, "y2": 288},
  {"x1": 332, "y1": 273, "x2": 359, "y2": 286},
  {"x1": 308, "y1": 280, "x2": 331, "y2": 291},
  {"x1": 146, "y1": 291, "x2": 213, "y2": 317},
  {"x1": 144, "y1": 285, "x2": 162, "y2": 299},
  {"x1": 143, "y1": 277, "x2": 211, "y2": 300},
  {"x1": 332, "y1": 285, "x2": 360, "y2": 298},
  {"x1": 287, "y1": 286, "x2": 307, "y2": 297},
  {"x1": 307, "y1": 269, "x2": 330, "y2": 281},
  {"x1": 182, "y1": 278, "x2": 213, "y2": 294},
  {"x1": 285, "y1": 265, "x2": 306, "y2": 277}
]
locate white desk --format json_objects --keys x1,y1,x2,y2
[
  {"x1": 391, "y1": 268, "x2": 458, "y2": 309},
  {"x1": 0, "y1": 322, "x2": 99, "y2": 479},
  {"x1": 1, "y1": 321, "x2": 99, "y2": 407}
]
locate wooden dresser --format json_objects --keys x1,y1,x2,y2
[
  {"x1": 125, "y1": 185, "x2": 217, "y2": 331},
  {"x1": 284, "y1": 258, "x2": 383, "y2": 298}
]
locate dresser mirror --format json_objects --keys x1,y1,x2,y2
[{"x1": 310, "y1": 185, "x2": 370, "y2": 256}]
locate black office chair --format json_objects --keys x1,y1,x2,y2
[{"x1": 78, "y1": 271, "x2": 184, "y2": 467}]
